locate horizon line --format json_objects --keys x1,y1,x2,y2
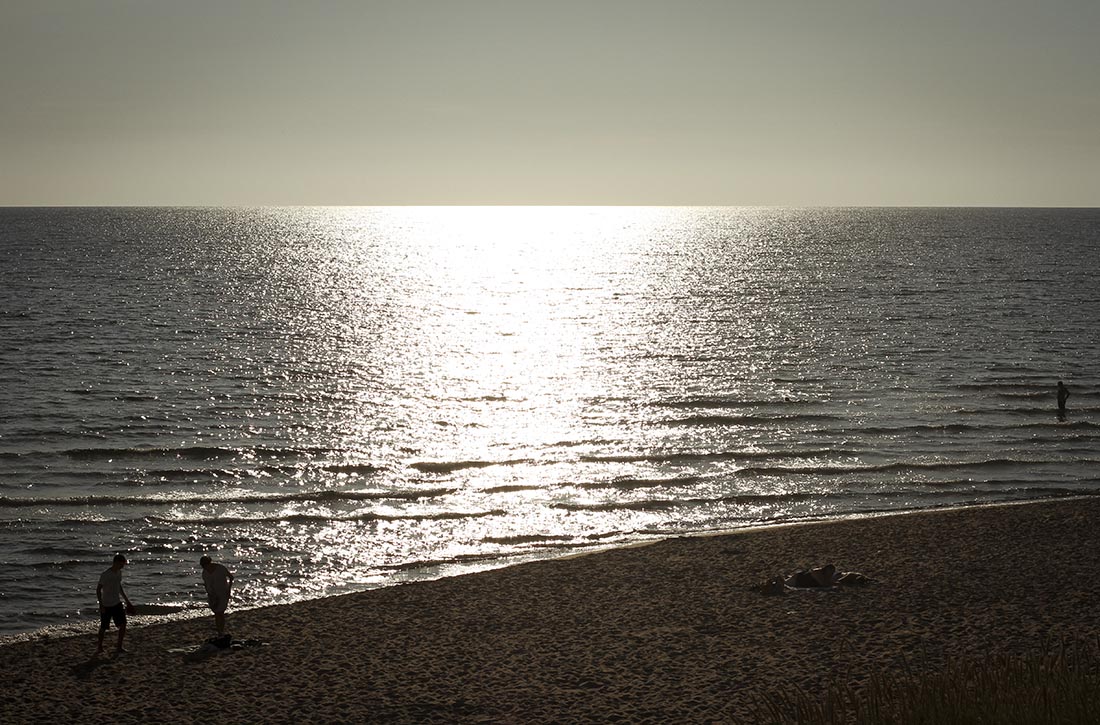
[{"x1": 3, "y1": 203, "x2": 1099, "y2": 210}]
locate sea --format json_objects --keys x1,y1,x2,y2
[{"x1": 2, "y1": 206, "x2": 1098, "y2": 638}]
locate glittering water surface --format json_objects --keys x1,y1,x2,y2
[{"x1": 2, "y1": 207, "x2": 1098, "y2": 636}]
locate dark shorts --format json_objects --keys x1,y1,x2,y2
[{"x1": 100, "y1": 602, "x2": 126, "y2": 631}]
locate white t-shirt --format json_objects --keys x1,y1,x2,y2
[
  {"x1": 202, "y1": 563, "x2": 232, "y2": 597},
  {"x1": 98, "y1": 567, "x2": 123, "y2": 607}
]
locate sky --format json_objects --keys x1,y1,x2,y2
[{"x1": 2, "y1": 0, "x2": 1098, "y2": 206}]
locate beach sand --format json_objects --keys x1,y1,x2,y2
[{"x1": 3, "y1": 497, "x2": 1098, "y2": 723}]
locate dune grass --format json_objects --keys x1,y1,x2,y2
[{"x1": 758, "y1": 636, "x2": 1100, "y2": 724}]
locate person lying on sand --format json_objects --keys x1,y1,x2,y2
[
  {"x1": 759, "y1": 563, "x2": 870, "y2": 594},
  {"x1": 787, "y1": 563, "x2": 839, "y2": 588}
]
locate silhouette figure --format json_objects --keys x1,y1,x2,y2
[
  {"x1": 1057, "y1": 380, "x2": 1070, "y2": 420},
  {"x1": 96, "y1": 553, "x2": 134, "y2": 657},
  {"x1": 200, "y1": 555, "x2": 235, "y2": 634}
]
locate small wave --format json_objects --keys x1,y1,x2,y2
[
  {"x1": 480, "y1": 484, "x2": 543, "y2": 494},
  {"x1": 552, "y1": 498, "x2": 704, "y2": 513},
  {"x1": 435, "y1": 394, "x2": 511, "y2": 403},
  {"x1": 992, "y1": 406, "x2": 1065, "y2": 416},
  {"x1": 0, "y1": 487, "x2": 455, "y2": 508},
  {"x1": 584, "y1": 530, "x2": 628, "y2": 540},
  {"x1": 321, "y1": 463, "x2": 385, "y2": 475},
  {"x1": 482, "y1": 534, "x2": 577, "y2": 545},
  {"x1": 553, "y1": 491, "x2": 820, "y2": 513},
  {"x1": 908, "y1": 487, "x2": 1100, "y2": 502},
  {"x1": 955, "y1": 382, "x2": 1050, "y2": 392},
  {"x1": 148, "y1": 508, "x2": 507, "y2": 525},
  {"x1": 409, "y1": 458, "x2": 534, "y2": 474},
  {"x1": 253, "y1": 445, "x2": 338, "y2": 458},
  {"x1": 1020, "y1": 420, "x2": 1100, "y2": 430},
  {"x1": 659, "y1": 413, "x2": 842, "y2": 427},
  {"x1": 18, "y1": 544, "x2": 99, "y2": 556},
  {"x1": 66, "y1": 445, "x2": 240, "y2": 461},
  {"x1": 653, "y1": 397, "x2": 822, "y2": 410},
  {"x1": 142, "y1": 468, "x2": 248, "y2": 481},
  {"x1": 918, "y1": 478, "x2": 1099, "y2": 490},
  {"x1": 732, "y1": 457, "x2": 1071, "y2": 478},
  {"x1": 853, "y1": 420, "x2": 1100, "y2": 436},
  {"x1": 578, "y1": 448, "x2": 857, "y2": 465},
  {"x1": 858, "y1": 423, "x2": 978, "y2": 435},
  {"x1": 378, "y1": 551, "x2": 512, "y2": 572},
  {"x1": 118, "y1": 394, "x2": 160, "y2": 403},
  {"x1": 12, "y1": 559, "x2": 85, "y2": 570},
  {"x1": 550, "y1": 484, "x2": 1100, "y2": 519},
  {"x1": 133, "y1": 603, "x2": 191, "y2": 615},
  {"x1": 126, "y1": 462, "x2": 381, "y2": 483},
  {"x1": 63, "y1": 445, "x2": 338, "y2": 462},
  {"x1": 577, "y1": 475, "x2": 703, "y2": 491},
  {"x1": 126, "y1": 466, "x2": 301, "y2": 484},
  {"x1": 1009, "y1": 435, "x2": 1100, "y2": 450},
  {"x1": 547, "y1": 438, "x2": 619, "y2": 448}
]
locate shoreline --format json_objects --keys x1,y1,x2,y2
[
  {"x1": 1, "y1": 496, "x2": 1062, "y2": 647},
  {"x1": 4, "y1": 495, "x2": 1099, "y2": 722}
]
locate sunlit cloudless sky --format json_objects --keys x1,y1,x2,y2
[{"x1": 2, "y1": 0, "x2": 1098, "y2": 205}]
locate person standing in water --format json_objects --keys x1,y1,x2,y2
[
  {"x1": 96, "y1": 553, "x2": 134, "y2": 656},
  {"x1": 199, "y1": 555, "x2": 235, "y2": 635},
  {"x1": 1057, "y1": 380, "x2": 1070, "y2": 418}
]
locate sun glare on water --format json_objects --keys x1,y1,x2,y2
[{"x1": 248, "y1": 205, "x2": 773, "y2": 590}]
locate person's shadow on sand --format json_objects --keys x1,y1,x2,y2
[{"x1": 70, "y1": 655, "x2": 118, "y2": 680}]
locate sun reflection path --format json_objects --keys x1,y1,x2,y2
[
  {"x1": 313, "y1": 207, "x2": 678, "y2": 455},
  {"x1": 252, "y1": 206, "x2": 779, "y2": 598}
]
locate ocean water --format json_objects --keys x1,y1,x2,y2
[{"x1": 2, "y1": 206, "x2": 1098, "y2": 637}]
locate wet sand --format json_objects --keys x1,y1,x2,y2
[{"x1": 3, "y1": 497, "x2": 1098, "y2": 723}]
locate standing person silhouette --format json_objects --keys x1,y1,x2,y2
[
  {"x1": 1057, "y1": 380, "x2": 1070, "y2": 419},
  {"x1": 96, "y1": 553, "x2": 134, "y2": 657},
  {"x1": 199, "y1": 555, "x2": 235, "y2": 635}
]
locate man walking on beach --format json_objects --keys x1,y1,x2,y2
[
  {"x1": 199, "y1": 555, "x2": 234, "y2": 634},
  {"x1": 96, "y1": 553, "x2": 134, "y2": 657}
]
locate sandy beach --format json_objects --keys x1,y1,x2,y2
[{"x1": 3, "y1": 497, "x2": 1098, "y2": 723}]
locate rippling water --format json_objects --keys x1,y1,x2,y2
[{"x1": 2, "y1": 206, "x2": 1098, "y2": 636}]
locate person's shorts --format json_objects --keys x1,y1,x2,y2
[
  {"x1": 100, "y1": 602, "x2": 126, "y2": 630},
  {"x1": 207, "y1": 594, "x2": 229, "y2": 615}
]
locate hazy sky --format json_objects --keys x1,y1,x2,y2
[{"x1": 3, "y1": 1, "x2": 1098, "y2": 205}]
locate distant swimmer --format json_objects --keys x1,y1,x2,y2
[
  {"x1": 1057, "y1": 380, "x2": 1070, "y2": 418},
  {"x1": 199, "y1": 555, "x2": 235, "y2": 635}
]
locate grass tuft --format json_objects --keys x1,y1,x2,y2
[{"x1": 757, "y1": 635, "x2": 1100, "y2": 724}]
